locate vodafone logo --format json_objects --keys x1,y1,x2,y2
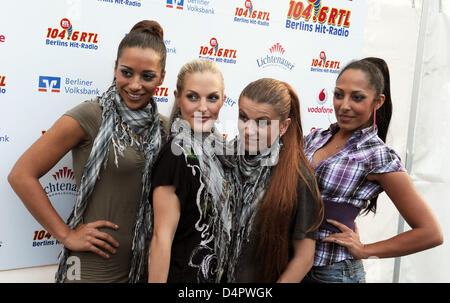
[
  {"x1": 317, "y1": 88, "x2": 328, "y2": 105},
  {"x1": 307, "y1": 88, "x2": 333, "y2": 115}
]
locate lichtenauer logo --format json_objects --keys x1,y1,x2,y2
[
  {"x1": 45, "y1": 18, "x2": 99, "y2": 50},
  {"x1": 234, "y1": 0, "x2": 270, "y2": 27},
  {"x1": 38, "y1": 75, "x2": 100, "y2": 95},
  {"x1": 199, "y1": 38, "x2": 237, "y2": 65},
  {"x1": 0, "y1": 75, "x2": 6, "y2": 94},
  {"x1": 286, "y1": 0, "x2": 352, "y2": 37},
  {"x1": 43, "y1": 167, "x2": 77, "y2": 198},
  {"x1": 166, "y1": 0, "x2": 214, "y2": 15},
  {"x1": 256, "y1": 43, "x2": 295, "y2": 70},
  {"x1": 310, "y1": 51, "x2": 341, "y2": 74}
]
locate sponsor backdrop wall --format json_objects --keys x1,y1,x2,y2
[{"x1": 0, "y1": 1, "x2": 367, "y2": 273}]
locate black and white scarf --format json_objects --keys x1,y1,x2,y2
[
  {"x1": 225, "y1": 137, "x2": 281, "y2": 282},
  {"x1": 170, "y1": 119, "x2": 233, "y2": 282},
  {"x1": 55, "y1": 82, "x2": 162, "y2": 283}
]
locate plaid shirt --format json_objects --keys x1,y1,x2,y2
[{"x1": 304, "y1": 123, "x2": 406, "y2": 266}]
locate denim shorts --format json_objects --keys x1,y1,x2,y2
[{"x1": 303, "y1": 259, "x2": 366, "y2": 283}]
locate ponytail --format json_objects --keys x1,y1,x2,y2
[
  {"x1": 361, "y1": 57, "x2": 393, "y2": 143},
  {"x1": 242, "y1": 79, "x2": 323, "y2": 282}
]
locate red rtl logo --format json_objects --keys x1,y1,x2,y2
[{"x1": 154, "y1": 87, "x2": 169, "y2": 97}]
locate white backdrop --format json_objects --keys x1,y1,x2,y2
[
  {"x1": 0, "y1": 0, "x2": 366, "y2": 278},
  {"x1": 0, "y1": 0, "x2": 448, "y2": 283}
]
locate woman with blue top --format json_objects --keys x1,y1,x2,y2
[{"x1": 303, "y1": 58, "x2": 443, "y2": 283}]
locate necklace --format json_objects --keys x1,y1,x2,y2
[{"x1": 334, "y1": 139, "x2": 344, "y2": 150}]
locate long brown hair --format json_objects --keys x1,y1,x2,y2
[{"x1": 239, "y1": 78, "x2": 323, "y2": 282}]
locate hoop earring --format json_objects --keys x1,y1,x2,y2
[{"x1": 373, "y1": 109, "x2": 377, "y2": 131}]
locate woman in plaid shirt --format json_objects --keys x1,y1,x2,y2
[{"x1": 303, "y1": 58, "x2": 443, "y2": 283}]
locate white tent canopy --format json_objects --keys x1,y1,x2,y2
[{"x1": 358, "y1": 0, "x2": 449, "y2": 282}]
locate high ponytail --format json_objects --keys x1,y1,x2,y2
[
  {"x1": 241, "y1": 78, "x2": 323, "y2": 282},
  {"x1": 361, "y1": 57, "x2": 393, "y2": 143},
  {"x1": 339, "y1": 58, "x2": 393, "y2": 214},
  {"x1": 116, "y1": 20, "x2": 167, "y2": 72}
]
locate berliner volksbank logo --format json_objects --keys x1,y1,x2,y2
[
  {"x1": 38, "y1": 76, "x2": 61, "y2": 93},
  {"x1": 38, "y1": 75, "x2": 100, "y2": 95},
  {"x1": 165, "y1": 0, "x2": 214, "y2": 15},
  {"x1": 166, "y1": 0, "x2": 184, "y2": 9}
]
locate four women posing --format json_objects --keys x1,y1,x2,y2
[{"x1": 8, "y1": 19, "x2": 442, "y2": 283}]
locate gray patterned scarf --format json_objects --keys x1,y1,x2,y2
[
  {"x1": 225, "y1": 138, "x2": 281, "y2": 282},
  {"x1": 170, "y1": 119, "x2": 233, "y2": 282},
  {"x1": 55, "y1": 82, "x2": 162, "y2": 283}
]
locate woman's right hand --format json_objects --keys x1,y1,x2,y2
[{"x1": 63, "y1": 220, "x2": 120, "y2": 259}]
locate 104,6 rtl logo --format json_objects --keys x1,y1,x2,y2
[
  {"x1": 286, "y1": 1, "x2": 352, "y2": 37},
  {"x1": 234, "y1": 0, "x2": 270, "y2": 26},
  {"x1": 45, "y1": 18, "x2": 99, "y2": 50},
  {"x1": 287, "y1": 0, "x2": 351, "y2": 26},
  {"x1": 310, "y1": 51, "x2": 341, "y2": 74},
  {"x1": 0, "y1": 75, "x2": 6, "y2": 94},
  {"x1": 199, "y1": 38, "x2": 237, "y2": 64}
]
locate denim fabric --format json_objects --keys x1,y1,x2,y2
[{"x1": 303, "y1": 259, "x2": 366, "y2": 283}]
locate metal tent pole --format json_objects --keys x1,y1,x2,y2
[{"x1": 392, "y1": 0, "x2": 431, "y2": 283}]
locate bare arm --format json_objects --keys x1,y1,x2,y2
[
  {"x1": 277, "y1": 238, "x2": 315, "y2": 283},
  {"x1": 148, "y1": 185, "x2": 181, "y2": 283},
  {"x1": 8, "y1": 115, "x2": 119, "y2": 258},
  {"x1": 324, "y1": 171, "x2": 443, "y2": 259}
]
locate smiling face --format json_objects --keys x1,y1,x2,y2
[
  {"x1": 334, "y1": 68, "x2": 385, "y2": 133},
  {"x1": 175, "y1": 71, "x2": 225, "y2": 133},
  {"x1": 238, "y1": 96, "x2": 291, "y2": 153},
  {"x1": 115, "y1": 47, "x2": 165, "y2": 110}
]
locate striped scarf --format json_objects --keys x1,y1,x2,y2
[
  {"x1": 55, "y1": 82, "x2": 162, "y2": 283},
  {"x1": 170, "y1": 119, "x2": 233, "y2": 282},
  {"x1": 225, "y1": 138, "x2": 281, "y2": 282}
]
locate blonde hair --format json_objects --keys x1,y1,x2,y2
[{"x1": 169, "y1": 59, "x2": 224, "y2": 124}]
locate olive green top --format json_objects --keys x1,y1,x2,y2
[{"x1": 63, "y1": 100, "x2": 168, "y2": 282}]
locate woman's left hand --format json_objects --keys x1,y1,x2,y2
[{"x1": 322, "y1": 219, "x2": 368, "y2": 260}]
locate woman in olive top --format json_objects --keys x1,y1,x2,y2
[{"x1": 8, "y1": 20, "x2": 168, "y2": 283}]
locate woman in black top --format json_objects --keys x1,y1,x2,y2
[
  {"x1": 227, "y1": 78, "x2": 324, "y2": 282},
  {"x1": 148, "y1": 59, "x2": 228, "y2": 282}
]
